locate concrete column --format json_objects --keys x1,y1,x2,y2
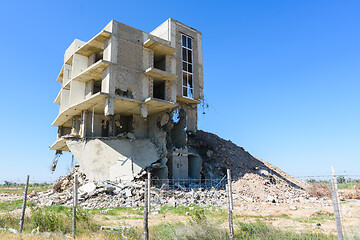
[
  {"x1": 108, "y1": 115, "x2": 115, "y2": 137},
  {"x1": 105, "y1": 96, "x2": 115, "y2": 116},
  {"x1": 186, "y1": 105, "x2": 198, "y2": 132},
  {"x1": 81, "y1": 111, "x2": 87, "y2": 138}
]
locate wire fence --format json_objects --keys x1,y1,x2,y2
[{"x1": 0, "y1": 172, "x2": 359, "y2": 238}]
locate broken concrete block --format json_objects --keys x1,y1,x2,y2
[
  {"x1": 124, "y1": 189, "x2": 132, "y2": 197},
  {"x1": 289, "y1": 205, "x2": 297, "y2": 210},
  {"x1": 258, "y1": 169, "x2": 269, "y2": 177},
  {"x1": 167, "y1": 197, "x2": 176, "y2": 207},
  {"x1": 206, "y1": 150, "x2": 214, "y2": 158},
  {"x1": 79, "y1": 182, "x2": 96, "y2": 194}
]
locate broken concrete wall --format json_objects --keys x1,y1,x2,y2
[
  {"x1": 66, "y1": 138, "x2": 161, "y2": 181},
  {"x1": 188, "y1": 153, "x2": 202, "y2": 180},
  {"x1": 171, "y1": 148, "x2": 189, "y2": 180}
]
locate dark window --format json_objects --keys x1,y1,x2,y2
[{"x1": 153, "y1": 80, "x2": 165, "y2": 100}]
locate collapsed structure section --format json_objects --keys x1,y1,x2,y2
[{"x1": 50, "y1": 19, "x2": 204, "y2": 182}]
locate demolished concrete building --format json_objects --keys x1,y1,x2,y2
[{"x1": 50, "y1": 19, "x2": 204, "y2": 183}]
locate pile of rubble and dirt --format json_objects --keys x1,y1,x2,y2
[{"x1": 31, "y1": 131, "x2": 331, "y2": 208}]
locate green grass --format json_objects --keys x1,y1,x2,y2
[
  {"x1": 0, "y1": 204, "x2": 339, "y2": 240},
  {"x1": 293, "y1": 210, "x2": 334, "y2": 224},
  {"x1": 234, "y1": 220, "x2": 336, "y2": 240},
  {"x1": 91, "y1": 206, "x2": 144, "y2": 216},
  {"x1": 0, "y1": 199, "x2": 36, "y2": 212},
  {"x1": 0, "y1": 205, "x2": 99, "y2": 234},
  {"x1": 0, "y1": 184, "x2": 51, "y2": 195},
  {"x1": 95, "y1": 213, "x2": 337, "y2": 240}
]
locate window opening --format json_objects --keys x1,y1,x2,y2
[
  {"x1": 115, "y1": 115, "x2": 133, "y2": 135},
  {"x1": 181, "y1": 35, "x2": 193, "y2": 98},
  {"x1": 154, "y1": 53, "x2": 166, "y2": 71},
  {"x1": 93, "y1": 80, "x2": 101, "y2": 94},
  {"x1": 153, "y1": 80, "x2": 165, "y2": 100}
]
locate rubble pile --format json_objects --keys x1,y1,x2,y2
[
  {"x1": 31, "y1": 170, "x2": 230, "y2": 208},
  {"x1": 188, "y1": 130, "x2": 324, "y2": 203},
  {"x1": 32, "y1": 131, "x2": 330, "y2": 207}
]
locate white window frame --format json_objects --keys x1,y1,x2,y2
[{"x1": 181, "y1": 34, "x2": 194, "y2": 98}]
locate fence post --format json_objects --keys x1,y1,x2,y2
[
  {"x1": 72, "y1": 173, "x2": 78, "y2": 238},
  {"x1": 226, "y1": 184, "x2": 234, "y2": 240},
  {"x1": 19, "y1": 175, "x2": 30, "y2": 233},
  {"x1": 227, "y1": 169, "x2": 233, "y2": 210},
  {"x1": 148, "y1": 172, "x2": 151, "y2": 213},
  {"x1": 143, "y1": 175, "x2": 149, "y2": 240},
  {"x1": 330, "y1": 167, "x2": 343, "y2": 240}
]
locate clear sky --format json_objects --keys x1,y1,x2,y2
[{"x1": 1, "y1": 0, "x2": 359, "y2": 183}]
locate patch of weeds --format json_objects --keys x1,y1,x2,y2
[
  {"x1": 159, "y1": 205, "x2": 225, "y2": 218},
  {"x1": 234, "y1": 213, "x2": 291, "y2": 221},
  {"x1": 102, "y1": 228, "x2": 141, "y2": 240},
  {"x1": 310, "y1": 210, "x2": 334, "y2": 221},
  {"x1": 152, "y1": 209, "x2": 229, "y2": 240},
  {"x1": 0, "y1": 214, "x2": 18, "y2": 229},
  {"x1": 234, "y1": 220, "x2": 336, "y2": 240},
  {"x1": 95, "y1": 207, "x2": 143, "y2": 216},
  {"x1": 30, "y1": 205, "x2": 99, "y2": 234},
  {"x1": 294, "y1": 210, "x2": 334, "y2": 224}
]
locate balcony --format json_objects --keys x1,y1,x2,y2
[
  {"x1": 56, "y1": 65, "x2": 64, "y2": 82},
  {"x1": 65, "y1": 30, "x2": 111, "y2": 65},
  {"x1": 63, "y1": 60, "x2": 110, "y2": 89},
  {"x1": 52, "y1": 93, "x2": 108, "y2": 127},
  {"x1": 176, "y1": 96, "x2": 201, "y2": 104},
  {"x1": 52, "y1": 91, "x2": 179, "y2": 128},
  {"x1": 144, "y1": 39, "x2": 177, "y2": 55},
  {"x1": 54, "y1": 90, "x2": 61, "y2": 104},
  {"x1": 50, "y1": 137, "x2": 69, "y2": 151},
  {"x1": 144, "y1": 67, "x2": 177, "y2": 81},
  {"x1": 144, "y1": 97, "x2": 177, "y2": 115}
]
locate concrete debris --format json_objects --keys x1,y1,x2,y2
[
  {"x1": 40, "y1": 131, "x2": 332, "y2": 207},
  {"x1": 0, "y1": 228, "x2": 18, "y2": 234},
  {"x1": 289, "y1": 205, "x2": 297, "y2": 210},
  {"x1": 100, "y1": 226, "x2": 133, "y2": 231}
]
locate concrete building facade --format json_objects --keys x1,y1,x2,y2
[{"x1": 51, "y1": 19, "x2": 203, "y2": 182}]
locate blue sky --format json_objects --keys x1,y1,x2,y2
[{"x1": 1, "y1": 0, "x2": 359, "y2": 183}]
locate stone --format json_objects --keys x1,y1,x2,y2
[
  {"x1": 167, "y1": 197, "x2": 176, "y2": 207},
  {"x1": 289, "y1": 205, "x2": 297, "y2": 210},
  {"x1": 79, "y1": 182, "x2": 96, "y2": 194},
  {"x1": 125, "y1": 189, "x2": 132, "y2": 197}
]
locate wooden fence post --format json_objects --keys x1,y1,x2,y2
[
  {"x1": 19, "y1": 175, "x2": 29, "y2": 233},
  {"x1": 227, "y1": 169, "x2": 233, "y2": 210},
  {"x1": 72, "y1": 173, "x2": 78, "y2": 238},
  {"x1": 226, "y1": 184, "x2": 234, "y2": 240},
  {"x1": 148, "y1": 172, "x2": 151, "y2": 213},
  {"x1": 143, "y1": 176, "x2": 149, "y2": 240}
]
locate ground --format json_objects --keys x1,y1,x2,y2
[{"x1": 0, "y1": 184, "x2": 359, "y2": 239}]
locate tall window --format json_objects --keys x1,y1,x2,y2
[{"x1": 182, "y1": 34, "x2": 193, "y2": 98}]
